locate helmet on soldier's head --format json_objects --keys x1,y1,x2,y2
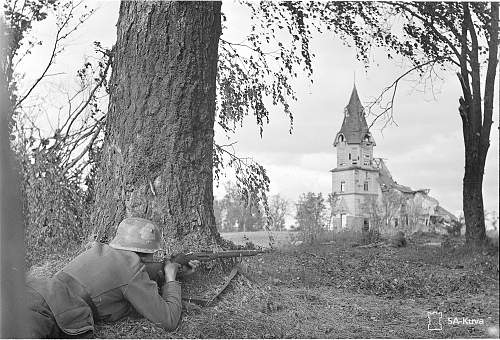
[{"x1": 109, "y1": 217, "x2": 161, "y2": 253}]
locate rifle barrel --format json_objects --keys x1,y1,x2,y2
[{"x1": 143, "y1": 249, "x2": 268, "y2": 284}]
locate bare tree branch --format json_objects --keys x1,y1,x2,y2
[
  {"x1": 13, "y1": 1, "x2": 94, "y2": 109},
  {"x1": 366, "y1": 56, "x2": 449, "y2": 130},
  {"x1": 61, "y1": 121, "x2": 103, "y2": 175},
  {"x1": 14, "y1": 28, "x2": 61, "y2": 109},
  {"x1": 60, "y1": 55, "x2": 111, "y2": 141}
]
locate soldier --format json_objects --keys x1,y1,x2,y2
[{"x1": 26, "y1": 217, "x2": 199, "y2": 338}]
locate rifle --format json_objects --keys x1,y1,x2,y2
[{"x1": 142, "y1": 249, "x2": 267, "y2": 286}]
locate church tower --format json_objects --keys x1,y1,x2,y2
[{"x1": 330, "y1": 85, "x2": 378, "y2": 230}]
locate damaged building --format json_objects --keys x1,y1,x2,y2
[{"x1": 330, "y1": 85, "x2": 458, "y2": 235}]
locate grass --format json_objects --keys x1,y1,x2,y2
[
  {"x1": 29, "y1": 231, "x2": 499, "y2": 339},
  {"x1": 220, "y1": 230, "x2": 295, "y2": 248}
]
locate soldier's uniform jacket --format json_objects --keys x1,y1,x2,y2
[{"x1": 27, "y1": 243, "x2": 182, "y2": 336}]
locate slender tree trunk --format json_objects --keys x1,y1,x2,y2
[{"x1": 90, "y1": 1, "x2": 222, "y2": 252}]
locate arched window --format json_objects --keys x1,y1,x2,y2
[
  {"x1": 363, "y1": 134, "x2": 371, "y2": 142},
  {"x1": 338, "y1": 134, "x2": 345, "y2": 143}
]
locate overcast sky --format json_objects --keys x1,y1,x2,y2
[{"x1": 17, "y1": 1, "x2": 499, "y2": 218}]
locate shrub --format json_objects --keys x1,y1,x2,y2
[
  {"x1": 16, "y1": 137, "x2": 89, "y2": 267},
  {"x1": 295, "y1": 192, "x2": 327, "y2": 244}
]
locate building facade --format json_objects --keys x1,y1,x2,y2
[{"x1": 330, "y1": 86, "x2": 457, "y2": 234}]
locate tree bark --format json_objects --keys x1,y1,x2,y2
[
  {"x1": 461, "y1": 111, "x2": 486, "y2": 244},
  {"x1": 459, "y1": 2, "x2": 498, "y2": 246},
  {"x1": 90, "y1": 1, "x2": 222, "y2": 252}
]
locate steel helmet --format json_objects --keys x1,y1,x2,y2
[{"x1": 109, "y1": 217, "x2": 161, "y2": 253}]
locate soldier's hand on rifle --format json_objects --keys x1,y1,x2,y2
[
  {"x1": 182, "y1": 260, "x2": 200, "y2": 276},
  {"x1": 163, "y1": 261, "x2": 180, "y2": 282}
]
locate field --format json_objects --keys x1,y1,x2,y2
[
  {"x1": 220, "y1": 230, "x2": 295, "y2": 248},
  {"x1": 29, "y1": 231, "x2": 499, "y2": 338}
]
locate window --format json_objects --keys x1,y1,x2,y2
[
  {"x1": 348, "y1": 153, "x2": 351, "y2": 160},
  {"x1": 363, "y1": 219, "x2": 370, "y2": 231},
  {"x1": 363, "y1": 181, "x2": 369, "y2": 191},
  {"x1": 340, "y1": 181, "x2": 345, "y2": 192},
  {"x1": 338, "y1": 134, "x2": 345, "y2": 143}
]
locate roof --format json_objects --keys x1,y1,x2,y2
[
  {"x1": 434, "y1": 205, "x2": 458, "y2": 221},
  {"x1": 334, "y1": 85, "x2": 374, "y2": 145},
  {"x1": 375, "y1": 159, "x2": 418, "y2": 193}
]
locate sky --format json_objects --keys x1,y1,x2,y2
[{"x1": 15, "y1": 0, "x2": 500, "y2": 220}]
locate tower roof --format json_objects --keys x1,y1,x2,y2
[{"x1": 334, "y1": 85, "x2": 374, "y2": 145}]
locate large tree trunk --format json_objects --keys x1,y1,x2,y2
[
  {"x1": 458, "y1": 2, "x2": 498, "y2": 246},
  {"x1": 460, "y1": 90, "x2": 488, "y2": 246},
  {"x1": 90, "y1": 1, "x2": 222, "y2": 252},
  {"x1": 462, "y1": 137, "x2": 486, "y2": 245}
]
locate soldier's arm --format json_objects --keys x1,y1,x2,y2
[{"x1": 122, "y1": 269, "x2": 182, "y2": 331}]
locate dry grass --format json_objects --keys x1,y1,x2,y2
[
  {"x1": 28, "y1": 232, "x2": 499, "y2": 339},
  {"x1": 220, "y1": 229, "x2": 367, "y2": 249},
  {"x1": 220, "y1": 230, "x2": 295, "y2": 248}
]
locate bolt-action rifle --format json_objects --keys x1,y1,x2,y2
[{"x1": 143, "y1": 249, "x2": 267, "y2": 286}]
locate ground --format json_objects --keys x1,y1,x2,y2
[{"x1": 29, "y1": 231, "x2": 499, "y2": 338}]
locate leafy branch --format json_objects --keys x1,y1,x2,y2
[{"x1": 213, "y1": 142, "x2": 271, "y2": 225}]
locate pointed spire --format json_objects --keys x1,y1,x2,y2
[
  {"x1": 347, "y1": 84, "x2": 361, "y2": 111},
  {"x1": 334, "y1": 85, "x2": 375, "y2": 146}
]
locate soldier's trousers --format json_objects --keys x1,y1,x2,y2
[{"x1": 26, "y1": 286, "x2": 93, "y2": 339}]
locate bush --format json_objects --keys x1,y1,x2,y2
[
  {"x1": 295, "y1": 192, "x2": 327, "y2": 244},
  {"x1": 445, "y1": 220, "x2": 463, "y2": 236},
  {"x1": 362, "y1": 228, "x2": 381, "y2": 244},
  {"x1": 16, "y1": 138, "x2": 89, "y2": 267}
]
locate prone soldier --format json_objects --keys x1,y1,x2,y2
[{"x1": 26, "y1": 217, "x2": 199, "y2": 338}]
